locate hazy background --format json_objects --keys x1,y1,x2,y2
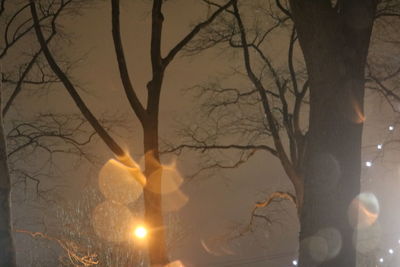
[{"x1": 4, "y1": 0, "x2": 400, "y2": 266}]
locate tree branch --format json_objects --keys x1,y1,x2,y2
[
  {"x1": 29, "y1": 0, "x2": 125, "y2": 158},
  {"x1": 162, "y1": 0, "x2": 234, "y2": 68},
  {"x1": 3, "y1": 31, "x2": 56, "y2": 117},
  {"x1": 162, "y1": 143, "x2": 278, "y2": 157},
  {"x1": 111, "y1": 0, "x2": 146, "y2": 122},
  {"x1": 232, "y1": 0, "x2": 298, "y2": 183},
  {"x1": 249, "y1": 191, "x2": 296, "y2": 229},
  {"x1": 15, "y1": 229, "x2": 98, "y2": 266},
  {"x1": 276, "y1": 0, "x2": 292, "y2": 18}
]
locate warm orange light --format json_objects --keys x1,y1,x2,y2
[{"x1": 134, "y1": 226, "x2": 147, "y2": 239}]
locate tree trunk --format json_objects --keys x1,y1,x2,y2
[
  {"x1": 299, "y1": 72, "x2": 364, "y2": 267},
  {"x1": 289, "y1": 1, "x2": 377, "y2": 266},
  {"x1": 143, "y1": 120, "x2": 169, "y2": 266},
  {"x1": 0, "y1": 93, "x2": 16, "y2": 266}
]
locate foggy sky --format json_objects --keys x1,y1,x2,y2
[{"x1": 5, "y1": 0, "x2": 400, "y2": 266}]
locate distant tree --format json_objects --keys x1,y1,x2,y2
[
  {"x1": 1, "y1": 1, "x2": 104, "y2": 265},
  {"x1": 166, "y1": 0, "x2": 400, "y2": 266},
  {"x1": 29, "y1": 0, "x2": 234, "y2": 265},
  {"x1": 0, "y1": 1, "x2": 73, "y2": 264}
]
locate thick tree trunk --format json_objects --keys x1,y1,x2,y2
[
  {"x1": 0, "y1": 95, "x2": 16, "y2": 267},
  {"x1": 289, "y1": 1, "x2": 377, "y2": 266},
  {"x1": 143, "y1": 120, "x2": 169, "y2": 266},
  {"x1": 299, "y1": 74, "x2": 364, "y2": 267}
]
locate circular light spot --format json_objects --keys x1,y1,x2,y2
[
  {"x1": 348, "y1": 192, "x2": 380, "y2": 229},
  {"x1": 308, "y1": 236, "x2": 329, "y2": 263},
  {"x1": 162, "y1": 189, "x2": 189, "y2": 212},
  {"x1": 200, "y1": 236, "x2": 234, "y2": 257},
  {"x1": 92, "y1": 200, "x2": 135, "y2": 242},
  {"x1": 317, "y1": 228, "x2": 342, "y2": 260},
  {"x1": 99, "y1": 159, "x2": 143, "y2": 204},
  {"x1": 147, "y1": 162, "x2": 184, "y2": 195},
  {"x1": 200, "y1": 239, "x2": 222, "y2": 256},
  {"x1": 309, "y1": 153, "x2": 341, "y2": 188}
]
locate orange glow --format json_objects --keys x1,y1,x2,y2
[
  {"x1": 134, "y1": 226, "x2": 148, "y2": 239},
  {"x1": 164, "y1": 260, "x2": 185, "y2": 267},
  {"x1": 116, "y1": 153, "x2": 147, "y2": 186},
  {"x1": 350, "y1": 90, "x2": 365, "y2": 124},
  {"x1": 92, "y1": 201, "x2": 135, "y2": 242},
  {"x1": 99, "y1": 159, "x2": 143, "y2": 204},
  {"x1": 353, "y1": 102, "x2": 366, "y2": 123},
  {"x1": 348, "y1": 192, "x2": 380, "y2": 229},
  {"x1": 358, "y1": 201, "x2": 379, "y2": 226}
]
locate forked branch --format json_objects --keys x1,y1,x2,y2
[
  {"x1": 111, "y1": 0, "x2": 146, "y2": 123},
  {"x1": 162, "y1": 0, "x2": 235, "y2": 68}
]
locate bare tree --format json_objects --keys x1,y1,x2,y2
[
  {"x1": 0, "y1": 86, "x2": 16, "y2": 265},
  {"x1": 29, "y1": 0, "x2": 236, "y2": 264},
  {"x1": 0, "y1": 0, "x2": 70, "y2": 264},
  {"x1": 1, "y1": 0, "x2": 99, "y2": 264},
  {"x1": 166, "y1": 0, "x2": 400, "y2": 266}
]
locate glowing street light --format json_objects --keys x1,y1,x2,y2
[
  {"x1": 134, "y1": 226, "x2": 148, "y2": 239},
  {"x1": 365, "y1": 161, "x2": 372, "y2": 167},
  {"x1": 292, "y1": 260, "x2": 298, "y2": 266}
]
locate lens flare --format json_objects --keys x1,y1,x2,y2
[
  {"x1": 162, "y1": 189, "x2": 189, "y2": 212},
  {"x1": 117, "y1": 153, "x2": 146, "y2": 186},
  {"x1": 99, "y1": 159, "x2": 143, "y2": 204},
  {"x1": 146, "y1": 160, "x2": 184, "y2": 195},
  {"x1": 348, "y1": 192, "x2": 380, "y2": 229},
  {"x1": 200, "y1": 237, "x2": 234, "y2": 256},
  {"x1": 92, "y1": 200, "x2": 135, "y2": 242},
  {"x1": 317, "y1": 228, "x2": 342, "y2": 261},
  {"x1": 308, "y1": 236, "x2": 329, "y2": 263},
  {"x1": 348, "y1": 85, "x2": 365, "y2": 124}
]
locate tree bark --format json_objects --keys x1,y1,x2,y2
[
  {"x1": 289, "y1": 1, "x2": 377, "y2": 266},
  {"x1": 143, "y1": 118, "x2": 169, "y2": 266},
  {"x1": 0, "y1": 92, "x2": 17, "y2": 266}
]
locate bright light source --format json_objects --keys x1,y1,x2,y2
[
  {"x1": 398, "y1": 239, "x2": 400, "y2": 244},
  {"x1": 365, "y1": 161, "x2": 372, "y2": 167},
  {"x1": 389, "y1": 125, "x2": 395, "y2": 131},
  {"x1": 292, "y1": 260, "x2": 298, "y2": 266},
  {"x1": 377, "y1": 144, "x2": 382, "y2": 150},
  {"x1": 389, "y1": 249, "x2": 394, "y2": 254},
  {"x1": 379, "y1": 258, "x2": 384, "y2": 263},
  {"x1": 134, "y1": 226, "x2": 147, "y2": 239}
]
